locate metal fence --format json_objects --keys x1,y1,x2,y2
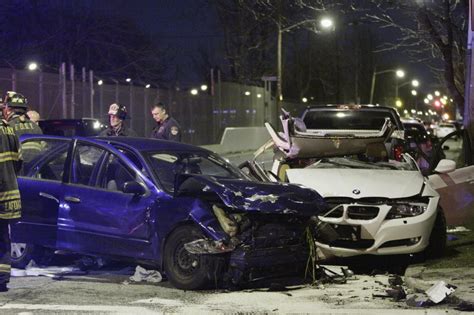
[{"x1": 0, "y1": 67, "x2": 280, "y2": 145}]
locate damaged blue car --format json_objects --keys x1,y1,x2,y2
[{"x1": 11, "y1": 135, "x2": 327, "y2": 290}]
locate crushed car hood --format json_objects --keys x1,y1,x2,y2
[
  {"x1": 286, "y1": 169, "x2": 424, "y2": 198},
  {"x1": 178, "y1": 175, "x2": 327, "y2": 216}
]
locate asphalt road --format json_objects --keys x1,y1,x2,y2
[{"x1": 0, "y1": 262, "x2": 461, "y2": 314}]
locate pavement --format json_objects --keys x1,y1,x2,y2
[{"x1": 404, "y1": 264, "x2": 474, "y2": 308}]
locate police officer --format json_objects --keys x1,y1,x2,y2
[
  {"x1": 2, "y1": 92, "x2": 42, "y2": 137},
  {"x1": 150, "y1": 102, "x2": 181, "y2": 141},
  {"x1": 99, "y1": 103, "x2": 138, "y2": 137},
  {"x1": 0, "y1": 98, "x2": 23, "y2": 292}
]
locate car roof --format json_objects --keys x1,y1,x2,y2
[
  {"x1": 20, "y1": 134, "x2": 210, "y2": 153},
  {"x1": 304, "y1": 104, "x2": 397, "y2": 112}
]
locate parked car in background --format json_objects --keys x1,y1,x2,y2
[
  {"x1": 241, "y1": 111, "x2": 449, "y2": 260},
  {"x1": 39, "y1": 118, "x2": 106, "y2": 137},
  {"x1": 435, "y1": 122, "x2": 457, "y2": 139},
  {"x1": 11, "y1": 135, "x2": 327, "y2": 290}
]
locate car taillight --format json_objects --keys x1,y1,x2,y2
[{"x1": 394, "y1": 144, "x2": 404, "y2": 161}]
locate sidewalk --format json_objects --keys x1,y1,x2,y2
[{"x1": 404, "y1": 265, "x2": 474, "y2": 305}]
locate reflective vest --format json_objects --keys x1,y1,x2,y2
[{"x1": 0, "y1": 120, "x2": 22, "y2": 220}]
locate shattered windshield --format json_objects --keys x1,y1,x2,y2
[
  {"x1": 145, "y1": 150, "x2": 246, "y2": 193},
  {"x1": 306, "y1": 157, "x2": 417, "y2": 171}
]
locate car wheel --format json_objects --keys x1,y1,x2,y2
[
  {"x1": 11, "y1": 243, "x2": 53, "y2": 269},
  {"x1": 163, "y1": 225, "x2": 224, "y2": 290},
  {"x1": 424, "y1": 208, "x2": 447, "y2": 259}
]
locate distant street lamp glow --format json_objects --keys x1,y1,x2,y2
[
  {"x1": 411, "y1": 109, "x2": 416, "y2": 114},
  {"x1": 443, "y1": 113, "x2": 450, "y2": 120},
  {"x1": 97, "y1": 80, "x2": 103, "y2": 86},
  {"x1": 396, "y1": 70, "x2": 405, "y2": 78},
  {"x1": 411, "y1": 79, "x2": 419, "y2": 87},
  {"x1": 244, "y1": 91, "x2": 251, "y2": 96},
  {"x1": 126, "y1": 78, "x2": 131, "y2": 83},
  {"x1": 411, "y1": 90, "x2": 417, "y2": 96},
  {"x1": 145, "y1": 84, "x2": 151, "y2": 88},
  {"x1": 190, "y1": 89, "x2": 198, "y2": 95},
  {"x1": 427, "y1": 94, "x2": 433, "y2": 100},
  {"x1": 257, "y1": 93, "x2": 262, "y2": 98},
  {"x1": 200, "y1": 84, "x2": 208, "y2": 91},
  {"x1": 403, "y1": 109, "x2": 408, "y2": 114},
  {"x1": 27, "y1": 62, "x2": 38, "y2": 71},
  {"x1": 424, "y1": 98, "x2": 429, "y2": 104},
  {"x1": 320, "y1": 17, "x2": 334, "y2": 29},
  {"x1": 395, "y1": 99, "x2": 403, "y2": 107},
  {"x1": 302, "y1": 97, "x2": 308, "y2": 103},
  {"x1": 434, "y1": 91, "x2": 440, "y2": 97}
]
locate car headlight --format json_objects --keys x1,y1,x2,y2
[{"x1": 386, "y1": 203, "x2": 427, "y2": 219}]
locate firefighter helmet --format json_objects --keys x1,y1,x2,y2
[
  {"x1": 107, "y1": 103, "x2": 128, "y2": 120},
  {"x1": 1, "y1": 91, "x2": 28, "y2": 110}
]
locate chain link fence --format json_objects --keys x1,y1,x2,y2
[{"x1": 0, "y1": 68, "x2": 282, "y2": 145}]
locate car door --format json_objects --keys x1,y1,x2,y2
[
  {"x1": 428, "y1": 130, "x2": 474, "y2": 226},
  {"x1": 57, "y1": 140, "x2": 154, "y2": 258},
  {"x1": 12, "y1": 138, "x2": 71, "y2": 248}
]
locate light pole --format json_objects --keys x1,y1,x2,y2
[
  {"x1": 369, "y1": 68, "x2": 404, "y2": 104},
  {"x1": 276, "y1": 16, "x2": 334, "y2": 119}
]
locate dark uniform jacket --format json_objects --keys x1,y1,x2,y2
[
  {"x1": 0, "y1": 120, "x2": 22, "y2": 220},
  {"x1": 99, "y1": 124, "x2": 138, "y2": 137},
  {"x1": 151, "y1": 117, "x2": 181, "y2": 142},
  {"x1": 8, "y1": 115, "x2": 43, "y2": 137}
]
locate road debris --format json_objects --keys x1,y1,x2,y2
[
  {"x1": 128, "y1": 265, "x2": 162, "y2": 283},
  {"x1": 426, "y1": 280, "x2": 457, "y2": 303},
  {"x1": 11, "y1": 260, "x2": 86, "y2": 279}
]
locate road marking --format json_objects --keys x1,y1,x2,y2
[{"x1": 0, "y1": 304, "x2": 160, "y2": 314}]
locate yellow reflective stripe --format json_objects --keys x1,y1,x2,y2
[
  {"x1": 0, "y1": 190, "x2": 20, "y2": 201},
  {"x1": 0, "y1": 264, "x2": 11, "y2": 272},
  {"x1": 0, "y1": 210, "x2": 21, "y2": 220},
  {"x1": 0, "y1": 151, "x2": 21, "y2": 163}
]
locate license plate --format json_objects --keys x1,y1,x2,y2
[{"x1": 332, "y1": 224, "x2": 360, "y2": 241}]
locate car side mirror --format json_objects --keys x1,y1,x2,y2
[
  {"x1": 123, "y1": 181, "x2": 146, "y2": 195},
  {"x1": 434, "y1": 159, "x2": 456, "y2": 174}
]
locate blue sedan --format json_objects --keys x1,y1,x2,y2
[{"x1": 11, "y1": 135, "x2": 326, "y2": 290}]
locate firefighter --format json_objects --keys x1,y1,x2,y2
[
  {"x1": 99, "y1": 103, "x2": 138, "y2": 137},
  {"x1": 150, "y1": 102, "x2": 181, "y2": 141},
  {"x1": 0, "y1": 99, "x2": 23, "y2": 292},
  {"x1": 2, "y1": 91, "x2": 42, "y2": 137}
]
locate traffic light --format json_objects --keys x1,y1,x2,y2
[{"x1": 433, "y1": 99, "x2": 441, "y2": 108}]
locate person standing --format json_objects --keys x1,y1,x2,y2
[
  {"x1": 150, "y1": 102, "x2": 181, "y2": 141},
  {"x1": 2, "y1": 92, "x2": 42, "y2": 137},
  {"x1": 0, "y1": 97, "x2": 23, "y2": 293},
  {"x1": 99, "y1": 103, "x2": 138, "y2": 137}
]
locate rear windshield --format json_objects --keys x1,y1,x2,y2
[{"x1": 303, "y1": 109, "x2": 400, "y2": 130}]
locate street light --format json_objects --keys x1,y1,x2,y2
[
  {"x1": 396, "y1": 77, "x2": 418, "y2": 101},
  {"x1": 97, "y1": 80, "x2": 103, "y2": 86},
  {"x1": 276, "y1": 16, "x2": 334, "y2": 118},
  {"x1": 27, "y1": 62, "x2": 38, "y2": 71},
  {"x1": 369, "y1": 68, "x2": 404, "y2": 104}
]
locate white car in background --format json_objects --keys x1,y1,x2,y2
[
  {"x1": 435, "y1": 122, "x2": 457, "y2": 139},
  {"x1": 241, "y1": 107, "x2": 451, "y2": 259}
]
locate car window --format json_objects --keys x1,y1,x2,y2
[
  {"x1": 20, "y1": 139, "x2": 70, "y2": 178},
  {"x1": 98, "y1": 153, "x2": 136, "y2": 192},
  {"x1": 70, "y1": 144, "x2": 105, "y2": 186},
  {"x1": 303, "y1": 110, "x2": 400, "y2": 130},
  {"x1": 145, "y1": 151, "x2": 245, "y2": 193}
]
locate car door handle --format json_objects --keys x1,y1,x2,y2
[
  {"x1": 64, "y1": 196, "x2": 81, "y2": 203},
  {"x1": 39, "y1": 192, "x2": 59, "y2": 203}
]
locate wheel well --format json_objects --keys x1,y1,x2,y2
[{"x1": 159, "y1": 221, "x2": 198, "y2": 270}]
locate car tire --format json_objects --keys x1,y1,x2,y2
[
  {"x1": 424, "y1": 208, "x2": 447, "y2": 259},
  {"x1": 163, "y1": 225, "x2": 224, "y2": 290},
  {"x1": 11, "y1": 243, "x2": 53, "y2": 269}
]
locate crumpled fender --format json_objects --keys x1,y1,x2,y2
[{"x1": 177, "y1": 175, "x2": 327, "y2": 216}]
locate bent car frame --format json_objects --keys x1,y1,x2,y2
[
  {"x1": 242, "y1": 107, "x2": 450, "y2": 259},
  {"x1": 11, "y1": 135, "x2": 327, "y2": 290}
]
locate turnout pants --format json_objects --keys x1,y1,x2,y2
[{"x1": 0, "y1": 220, "x2": 11, "y2": 285}]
